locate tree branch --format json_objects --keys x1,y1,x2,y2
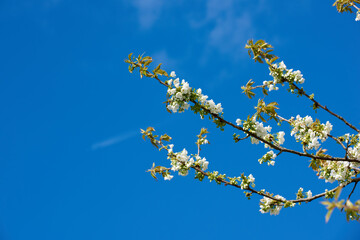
[
  {"x1": 192, "y1": 166, "x2": 360, "y2": 205},
  {"x1": 149, "y1": 73, "x2": 360, "y2": 164}
]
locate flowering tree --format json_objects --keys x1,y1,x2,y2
[{"x1": 125, "y1": 1, "x2": 360, "y2": 222}]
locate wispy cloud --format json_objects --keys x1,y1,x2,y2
[
  {"x1": 208, "y1": 12, "x2": 252, "y2": 55},
  {"x1": 191, "y1": 0, "x2": 254, "y2": 57},
  {"x1": 92, "y1": 131, "x2": 139, "y2": 150},
  {"x1": 151, "y1": 49, "x2": 178, "y2": 69},
  {"x1": 132, "y1": 0, "x2": 165, "y2": 29}
]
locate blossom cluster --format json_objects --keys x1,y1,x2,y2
[
  {"x1": 237, "y1": 118, "x2": 285, "y2": 148},
  {"x1": 166, "y1": 144, "x2": 209, "y2": 180},
  {"x1": 258, "y1": 150, "x2": 276, "y2": 166},
  {"x1": 318, "y1": 160, "x2": 356, "y2": 184},
  {"x1": 296, "y1": 187, "x2": 313, "y2": 199},
  {"x1": 240, "y1": 174, "x2": 255, "y2": 189},
  {"x1": 347, "y1": 134, "x2": 360, "y2": 162},
  {"x1": 197, "y1": 136, "x2": 209, "y2": 145},
  {"x1": 311, "y1": 134, "x2": 359, "y2": 184},
  {"x1": 277, "y1": 131, "x2": 285, "y2": 145},
  {"x1": 195, "y1": 155, "x2": 209, "y2": 170},
  {"x1": 239, "y1": 118, "x2": 272, "y2": 145},
  {"x1": 264, "y1": 61, "x2": 305, "y2": 92},
  {"x1": 166, "y1": 71, "x2": 223, "y2": 115},
  {"x1": 167, "y1": 145, "x2": 192, "y2": 177},
  {"x1": 259, "y1": 195, "x2": 288, "y2": 215},
  {"x1": 290, "y1": 115, "x2": 332, "y2": 150}
]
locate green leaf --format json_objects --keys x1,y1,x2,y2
[
  {"x1": 325, "y1": 207, "x2": 334, "y2": 223},
  {"x1": 334, "y1": 187, "x2": 343, "y2": 201},
  {"x1": 146, "y1": 126, "x2": 155, "y2": 132},
  {"x1": 142, "y1": 56, "x2": 152, "y2": 61},
  {"x1": 157, "y1": 69, "x2": 168, "y2": 77},
  {"x1": 262, "y1": 87, "x2": 268, "y2": 96},
  {"x1": 150, "y1": 171, "x2": 157, "y2": 180},
  {"x1": 154, "y1": 63, "x2": 162, "y2": 72},
  {"x1": 160, "y1": 134, "x2": 171, "y2": 142}
]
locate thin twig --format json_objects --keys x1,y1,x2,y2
[
  {"x1": 347, "y1": 181, "x2": 358, "y2": 201},
  {"x1": 285, "y1": 79, "x2": 360, "y2": 134},
  {"x1": 328, "y1": 134, "x2": 347, "y2": 151},
  {"x1": 197, "y1": 142, "x2": 200, "y2": 156},
  {"x1": 277, "y1": 115, "x2": 291, "y2": 123},
  {"x1": 235, "y1": 135, "x2": 250, "y2": 141}
]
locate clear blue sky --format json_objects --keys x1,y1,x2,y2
[{"x1": 0, "y1": 0, "x2": 360, "y2": 239}]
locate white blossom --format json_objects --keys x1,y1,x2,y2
[
  {"x1": 173, "y1": 78, "x2": 180, "y2": 87},
  {"x1": 165, "y1": 72, "x2": 224, "y2": 116},
  {"x1": 248, "y1": 174, "x2": 255, "y2": 183},
  {"x1": 259, "y1": 195, "x2": 286, "y2": 215},
  {"x1": 167, "y1": 145, "x2": 210, "y2": 178},
  {"x1": 240, "y1": 174, "x2": 255, "y2": 189},
  {"x1": 181, "y1": 82, "x2": 191, "y2": 94},
  {"x1": 306, "y1": 190, "x2": 312, "y2": 198},
  {"x1": 290, "y1": 115, "x2": 331, "y2": 150},
  {"x1": 164, "y1": 174, "x2": 174, "y2": 181},
  {"x1": 268, "y1": 61, "x2": 305, "y2": 92},
  {"x1": 196, "y1": 155, "x2": 209, "y2": 171},
  {"x1": 199, "y1": 94, "x2": 208, "y2": 103},
  {"x1": 182, "y1": 102, "x2": 190, "y2": 111},
  {"x1": 167, "y1": 88, "x2": 176, "y2": 95},
  {"x1": 278, "y1": 61, "x2": 286, "y2": 71},
  {"x1": 175, "y1": 92, "x2": 183, "y2": 100},
  {"x1": 318, "y1": 160, "x2": 355, "y2": 183},
  {"x1": 253, "y1": 122, "x2": 271, "y2": 144},
  {"x1": 167, "y1": 102, "x2": 179, "y2": 113},
  {"x1": 259, "y1": 150, "x2": 276, "y2": 166},
  {"x1": 167, "y1": 144, "x2": 174, "y2": 153},
  {"x1": 236, "y1": 118, "x2": 242, "y2": 126},
  {"x1": 277, "y1": 131, "x2": 285, "y2": 145},
  {"x1": 263, "y1": 80, "x2": 279, "y2": 91}
]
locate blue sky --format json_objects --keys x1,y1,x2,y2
[{"x1": 0, "y1": 0, "x2": 360, "y2": 239}]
